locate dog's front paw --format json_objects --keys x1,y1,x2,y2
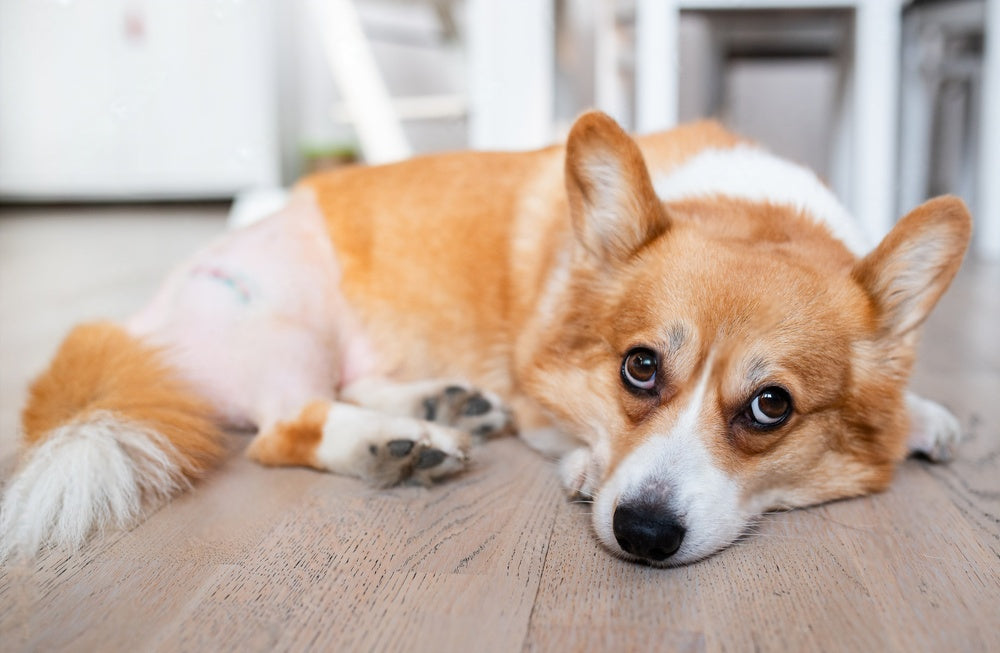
[
  {"x1": 559, "y1": 447, "x2": 601, "y2": 500},
  {"x1": 365, "y1": 423, "x2": 470, "y2": 487},
  {"x1": 420, "y1": 384, "x2": 515, "y2": 440},
  {"x1": 906, "y1": 393, "x2": 966, "y2": 462}
]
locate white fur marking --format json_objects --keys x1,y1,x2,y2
[
  {"x1": 313, "y1": 402, "x2": 466, "y2": 477},
  {"x1": 0, "y1": 413, "x2": 186, "y2": 561},
  {"x1": 592, "y1": 353, "x2": 747, "y2": 565},
  {"x1": 653, "y1": 145, "x2": 871, "y2": 255},
  {"x1": 906, "y1": 392, "x2": 964, "y2": 462},
  {"x1": 315, "y1": 403, "x2": 391, "y2": 473}
]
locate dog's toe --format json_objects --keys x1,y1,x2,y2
[
  {"x1": 420, "y1": 383, "x2": 516, "y2": 440},
  {"x1": 366, "y1": 423, "x2": 470, "y2": 486}
]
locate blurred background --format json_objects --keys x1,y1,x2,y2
[{"x1": 0, "y1": 0, "x2": 996, "y2": 257}]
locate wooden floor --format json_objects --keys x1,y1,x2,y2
[{"x1": 1, "y1": 204, "x2": 998, "y2": 652}]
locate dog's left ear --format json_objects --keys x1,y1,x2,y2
[
  {"x1": 853, "y1": 195, "x2": 972, "y2": 343},
  {"x1": 565, "y1": 111, "x2": 669, "y2": 262}
]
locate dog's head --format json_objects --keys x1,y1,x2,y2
[{"x1": 525, "y1": 112, "x2": 971, "y2": 565}]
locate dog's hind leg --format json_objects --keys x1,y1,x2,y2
[
  {"x1": 340, "y1": 378, "x2": 516, "y2": 440},
  {"x1": 906, "y1": 392, "x2": 965, "y2": 462},
  {"x1": 246, "y1": 400, "x2": 470, "y2": 486}
]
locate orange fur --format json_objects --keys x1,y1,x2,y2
[
  {"x1": 246, "y1": 400, "x2": 327, "y2": 468},
  {"x1": 635, "y1": 119, "x2": 746, "y2": 176},
  {"x1": 300, "y1": 116, "x2": 967, "y2": 516},
  {"x1": 21, "y1": 322, "x2": 224, "y2": 477},
  {"x1": 303, "y1": 151, "x2": 549, "y2": 393},
  {"x1": 299, "y1": 120, "x2": 742, "y2": 395}
]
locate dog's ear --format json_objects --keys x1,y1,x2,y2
[
  {"x1": 853, "y1": 196, "x2": 971, "y2": 344},
  {"x1": 565, "y1": 111, "x2": 669, "y2": 262}
]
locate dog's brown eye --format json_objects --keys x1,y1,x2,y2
[
  {"x1": 748, "y1": 387, "x2": 792, "y2": 427},
  {"x1": 622, "y1": 348, "x2": 658, "y2": 391}
]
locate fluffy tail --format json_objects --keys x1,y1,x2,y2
[{"x1": 1, "y1": 322, "x2": 224, "y2": 560}]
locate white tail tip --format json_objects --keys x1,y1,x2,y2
[{"x1": 0, "y1": 413, "x2": 187, "y2": 561}]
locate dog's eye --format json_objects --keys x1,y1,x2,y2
[
  {"x1": 622, "y1": 348, "x2": 658, "y2": 391},
  {"x1": 748, "y1": 387, "x2": 792, "y2": 427}
]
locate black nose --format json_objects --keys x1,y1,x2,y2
[{"x1": 613, "y1": 501, "x2": 686, "y2": 561}]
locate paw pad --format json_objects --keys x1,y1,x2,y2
[
  {"x1": 420, "y1": 383, "x2": 514, "y2": 439},
  {"x1": 461, "y1": 394, "x2": 492, "y2": 416},
  {"x1": 366, "y1": 425, "x2": 469, "y2": 487},
  {"x1": 416, "y1": 449, "x2": 447, "y2": 469},
  {"x1": 386, "y1": 439, "x2": 415, "y2": 457}
]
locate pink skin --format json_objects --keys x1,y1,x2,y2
[{"x1": 126, "y1": 189, "x2": 376, "y2": 431}]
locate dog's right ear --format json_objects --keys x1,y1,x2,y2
[{"x1": 565, "y1": 111, "x2": 669, "y2": 262}]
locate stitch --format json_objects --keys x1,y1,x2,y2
[{"x1": 190, "y1": 265, "x2": 256, "y2": 304}]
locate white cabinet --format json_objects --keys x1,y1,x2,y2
[{"x1": 0, "y1": 0, "x2": 279, "y2": 200}]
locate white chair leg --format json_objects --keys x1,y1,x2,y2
[
  {"x1": 467, "y1": 0, "x2": 554, "y2": 150},
  {"x1": 829, "y1": 39, "x2": 854, "y2": 212},
  {"x1": 853, "y1": 0, "x2": 904, "y2": 242},
  {"x1": 635, "y1": 0, "x2": 679, "y2": 132},
  {"x1": 980, "y1": 0, "x2": 1000, "y2": 260},
  {"x1": 311, "y1": 0, "x2": 411, "y2": 164},
  {"x1": 897, "y1": 19, "x2": 937, "y2": 216},
  {"x1": 594, "y1": 0, "x2": 628, "y2": 127}
]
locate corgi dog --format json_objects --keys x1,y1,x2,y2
[{"x1": 0, "y1": 112, "x2": 970, "y2": 566}]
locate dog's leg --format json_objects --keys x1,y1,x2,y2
[
  {"x1": 906, "y1": 392, "x2": 965, "y2": 462},
  {"x1": 519, "y1": 427, "x2": 583, "y2": 458},
  {"x1": 246, "y1": 400, "x2": 470, "y2": 486},
  {"x1": 340, "y1": 378, "x2": 515, "y2": 440}
]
